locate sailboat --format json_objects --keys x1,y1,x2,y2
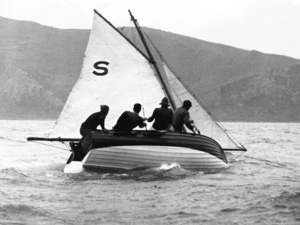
[{"x1": 28, "y1": 10, "x2": 246, "y2": 172}]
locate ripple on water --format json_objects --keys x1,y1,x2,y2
[{"x1": 0, "y1": 204, "x2": 55, "y2": 224}]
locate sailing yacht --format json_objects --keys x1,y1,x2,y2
[{"x1": 28, "y1": 10, "x2": 246, "y2": 172}]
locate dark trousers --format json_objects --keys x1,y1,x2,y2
[{"x1": 80, "y1": 127, "x2": 91, "y2": 136}]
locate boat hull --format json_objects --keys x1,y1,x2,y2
[
  {"x1": 82, "y1": 145, "x2": 228, "y2": 171},
  {"x1": 68, "y1": 130, "x2": 228, "y2": 172}
]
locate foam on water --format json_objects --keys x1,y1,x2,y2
[
  {"x1": 63, "y1": 161, "x2": 85, "y2": 174},
  {"x1": 155, "y1": 162, "x2": 181, "y2": 171}
]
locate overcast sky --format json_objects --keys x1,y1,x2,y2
[{"x1": 1, "y1": 0, "x2": 300, "y2": 59}]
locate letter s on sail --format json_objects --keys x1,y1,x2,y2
[{"x1": 93, "y1": 61, "x2": 109, "y2": 76}]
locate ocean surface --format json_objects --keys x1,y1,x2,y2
[{"x1": 0, "y1": 120, "x2": 299, "y2": 225}]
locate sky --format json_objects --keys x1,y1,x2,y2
[{"x1": 0, "y1": 0, "x2": 300, "y2": 59}]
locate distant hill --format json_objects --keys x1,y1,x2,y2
[
  {"x1": 0, "y1": 16, "x2": 299, "y2": 121},
  {"x1": 0, "y1": 16, "x2": 89, "y2": 119}
]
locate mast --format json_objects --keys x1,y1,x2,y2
[{"x1": 128, "y1": 10, "x2": 176, "y2": 110}]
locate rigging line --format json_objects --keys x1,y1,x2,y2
[
  {"x1": 135, "y1": 55, "x2": 150, "y2": 119},
  {"x1": 228, "y1": 151, "x2": 247, "y2": 163},
  {"x1": 124, "y1": 25, "x2": 148, "y2": 117},
  {"x1": 128, "y1": 10, "x2": 176, "y2": 110},
  {"x1": 140, "y1": 30, "x2": 213, "y2": 112},
  {"x1": 141, "y1": 30, "x2": 242, "y2": 147},
  {"x1": 0, "y1": 137, "x2": 28, "y2": 144},
  {"x1": 143, "y1": 31, "x2": 215, "y2": 117},
  {"x1": 142, "y1": 107, "x2": 148, "y2": 131},
  {"x1": 94, "y1": 10, "x2": 150, "y2": 62},
  {"x1": 30, "y1": 141, "x2": 70, "y2": 151},
  {"x1": 134, "y1": 28, "x2": 147, "y2": 123}
]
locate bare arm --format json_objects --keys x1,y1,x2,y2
[
  {"x1": 183, "y1": 113, "x2": 194, "y2": 131},
  {"x1": 147, "y1": 109, "x2": 156, "y2": 122}
]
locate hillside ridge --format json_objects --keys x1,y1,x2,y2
[{"x1": 0, "y1": 16, "x2": 299, "y2": 121}]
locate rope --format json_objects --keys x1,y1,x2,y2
[
  {"x1": 0, "y1": 136, "x2": 28, "y2": 144},
  {"x1": 1, "y1": 136, "x2": 70, "y2": 151},
  {"x1": 29, "y1": 140, "x2": 70, "y2": 151},
  {"x1": 228, "y1": 151, "x2": 247, "y2": 163},
  {"x1": 142, "y1": 107, "x2": 148, "y2": 131}
]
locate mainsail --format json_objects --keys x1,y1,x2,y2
[
  {"x1": 51, "y1": 10, "x2": 167, "y2": 138},
  {"x1": 51, "y1": 10, "x2": 243, "y2": 150}
]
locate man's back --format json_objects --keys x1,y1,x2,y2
[
  {"x1": 172, "y1": 107, "x2": 189, "y2": 132},
  {"x1": 81, "y1": 112, "x2": 103, "y2": 130},
  {"x1": 114, "y1": 111, "x2": 144, "y2": 131},
  {"x1": 149, "y1": 107, "x2": 173, "y2": 130}
]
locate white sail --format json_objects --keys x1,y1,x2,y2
[
  {"x1": 51, "y1": 10, "x2": 243, "y2": 151},
  {"x1": 120, "y1": 26, "x2": 242, "y2": 149},
  {"x1": 51, "y1": 11, "x2": 166, "y2": 138}
]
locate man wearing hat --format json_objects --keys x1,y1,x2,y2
[
  {"x1": 147, "y1": 97, "x2": 173, "y2": 131},
  {"x1": 80, "y1": 105, "x2": 109, "y2": 136}
]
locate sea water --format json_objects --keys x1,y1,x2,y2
[{"x1": 0, "y1": 120, "x2": 299, "y2": 225}]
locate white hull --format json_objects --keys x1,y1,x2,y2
[{"x1": 81, "y1": 145, "x2": 228, "y2": 171}]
